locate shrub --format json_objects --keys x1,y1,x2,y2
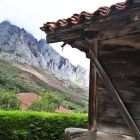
[
  {"x1": 0, "y1": 89, "x2": 21, "y2": 111},
  {"x1": 0, "y1": 111, "x2": 88, "y2": 140},
  {"x1": 27, "y1": 92, "x2": 64, "y2": 112}
]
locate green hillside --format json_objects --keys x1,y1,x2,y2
[{"x1": 0, "y1": 58, "x2": 88, "y2": 113}]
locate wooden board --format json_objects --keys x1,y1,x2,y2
[
  {"x1": 100, "y1": 33, "x2": 140, "y2": 49},
  {"x1": 96, "y1": 132, "x2": 134, "y2": 140},
  {"x1": 98, "y1": 101, "x2": 140, "y2": 119}
]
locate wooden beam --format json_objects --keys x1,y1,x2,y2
[
  {"x1": 100, "y1": 33, "x2": 140, "y2": 49},
  {"x1": 47, "y1": 29, "x2": 84, "y2": 43},
  {"x1": 85, "y1": 18, "x2": 132, "y2": 32},
  {"x1": 88, "y1": 49, "x2": 140, "y2": 140},
  {"x1": 88, "y1": 36, "x2": 98, "y2": 131},
  {"x1": 97, "y1": 21, "x2": 140, "y2": 40},
  {"x1": 85, "y1": 19, "x2": 140, "y2": 42}
]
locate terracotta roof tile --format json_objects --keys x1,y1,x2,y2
[{"x1": 40, "y1": 0, "x2": 140, "y2": 34}]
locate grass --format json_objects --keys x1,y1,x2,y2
[{"x1": 0, "y1": 58, "x2": 23, "y2": 78}]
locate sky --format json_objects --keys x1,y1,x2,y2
[{"x1": 0, "y1": 0, "x2": 125, "y2": 70}]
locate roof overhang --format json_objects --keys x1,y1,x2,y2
[{"x1": 40, "y1": 0, "x2": 140, "y2": 54}]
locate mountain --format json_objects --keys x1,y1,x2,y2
[{"x1": 0, "y1": 21, "x2": 89, "y2": 86}]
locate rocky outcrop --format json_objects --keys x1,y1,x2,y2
[{"x1": 0, "y1": 21, "x2": 89, "y2": 86}]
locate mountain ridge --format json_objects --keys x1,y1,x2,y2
[{"x1": 0, "y1": 21, "x2": 89, "y2": 86}]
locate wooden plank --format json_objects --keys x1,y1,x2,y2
[
  {"x1": 47, "y1": 29, "x2": 84, "y2": 43},
  {"x1": 97, "y1": 21, "x2": 140, "y2": 40},
  {"x1": 47, "y1": 24, "x2": 84, "y2": 35},
  {"x1": 99, "y1": 49, "x2": 140, "y2": 64},
  {"x1": 100, "y1": 62, "x2": 140, "y2": 77},
  {"x1": 99, "y1": 77, "x2": 140, "y2": 93},
  {"x1": 98, "y1": 118, "x2": 140, "y2": 137},
  {"x1": 88, "y1": 38, "x2": 98, "y2": 131},
  {"x1": 98, "y1": 87, "x2": 140, "y2": 103},
  {"x1": 100, "y1": 33, "x2": 140, "y2": 48},
  {"x1": 98, "y1": 122, "x2": 131, "y2": 136},
  {"x1": 96, "y1": 132, "x2": 134, "y2": 140},
  {"x1": 98, "y1": 102, "x2": 140, "y2": 119},
  {"x1": 99, "y1": 44, "x2": 136, "y2": 53},
  {"x1": 98, "y1": 90, "x2": 140, "y2": 103},
  {"x1": 99, "y1": 117, "x2": 140, "y2": 127},
  {"x1": 88, "y1": 49, "x2": 140, "y2": 140},
  {"x1": 98, "y1": 76, "x2": 140, "y2": 88},
  {"x1": 85, "y1": 18, "x2": 131, "y2": 32}
]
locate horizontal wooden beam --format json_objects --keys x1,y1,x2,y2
[
  {"x1": 97, "y1": 21, "x2": 140, "y2": 40},
  {"x1": 47, "y1": 29, "x2": 84, "y2": 43},
  {"x1": 100, "y1": 33, "x2": 140, "y2": 48},
  {"x1": 85, "y1": 18, "x2": 131, "y2": 32}
]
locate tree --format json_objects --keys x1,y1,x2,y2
[
  {"x1": 0, "y1": 89, "x2": 21, "y2": 110},
  {"x1": 27, "y1": 92, "x2": 63, "y2": 112}
]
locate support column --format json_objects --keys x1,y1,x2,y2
[{"x1": 88, "y1": 39, "x2": 98, "y2": 131}]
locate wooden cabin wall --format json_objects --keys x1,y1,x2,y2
[{"x1": 97, "y1": 43, "x2": 140, "y2": 136}]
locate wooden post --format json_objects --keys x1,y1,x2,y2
[
  {"x1": 88, "y1": 38, "x2": 98, "y2": 131},
  {"x1": 88, "y1": 49, "x2": 140, "y2": 140}
]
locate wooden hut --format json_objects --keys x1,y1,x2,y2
[{"x1": 40, "y1": 0, "x2": 140, "y2": 139}]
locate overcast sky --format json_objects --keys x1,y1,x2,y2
[{"x1": 0, "y1": 0, "x2": 125, "y2": 69}]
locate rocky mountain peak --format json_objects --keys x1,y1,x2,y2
[{"x1": 0, "y1": 21, "x2": 89, "y2": 86}]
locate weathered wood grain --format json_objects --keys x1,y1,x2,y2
[
  {"x1": 98, "y1": 102, "x2": 140, "y2": 119},
  {"x1": 98, "y1": 76, "x2": 140, "y2": 88},
  {"x1": 97, "y1": 21, "x2": 140, "y2": 40},
  {"x1": 100, "y1": 62, "x2": 140, "y2": 77},
  {"x1": 99, "y1": 49, "x2": 140, "y2": 64},
  {"x1": 47, "y1": 29, "x2": 84, "y2": 43},
  {"x1": 88, "y1": 39, "x2": 98, "y2": 131},
  {"x1": 64, "y1": 128, "x2": 95, "y2": 140},
  {"x1": 100, "y1": 33, "x2": 140, "y2": 48},
  {"x1": 98, "y1": 84, "x2": 140, "y2": 103},
  {"x1": 98, "y1": 117, "x2": 140, "y2": 137},
  {"x1": 85, "y1": 18, "x2": 132, "y2": 32},
  {"x1": 96, "y1": 132, "x2": 134, "y2": 140},
  {"x1": 99, "y1": 117, "x2": 140, "y2": 127},
  {"x1": 88, "y1": 49, "x2": 140, "y2": 139},
  {"x1": 98, "y1": 90, "x2": 140, "y2": 103}
]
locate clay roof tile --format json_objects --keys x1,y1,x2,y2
[{"x1": 40, "y1": 0, "x2": 140, "y2": 34}]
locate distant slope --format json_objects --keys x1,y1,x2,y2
[
  {"x1": 0, "y1": 21, "x2": 89, "y2": 86},
  {"x1": 0, "y1": 58, "x2": 88, "y2": 113}
]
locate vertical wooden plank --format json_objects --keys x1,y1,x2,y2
[{"x1": 88, "y1": 38, "x2": 98, "y2": 131}]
